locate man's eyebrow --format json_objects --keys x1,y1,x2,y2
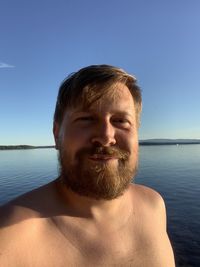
[
  {"x1": 114, "y1": 111, "x2": 133, "y2": 117},
  {"x1": 72, "y1": 110, "x2": 134, "y2": 117},
  {"x1": 72, "y1": 108, "x2": 134, "y2": 117},
  {"x1": 71, "y1": 110, "x2": 90, "y2": 114},
  {"x1": 106, "y1": 110, "x2": 134, "y2": 118},
  {"x1": 69, "y1": 110, "x2": 91, "y2": 117}
]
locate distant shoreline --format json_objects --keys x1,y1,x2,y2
[
  {"x1": 0, "y1": 140, "x2": 200, "y2": 150},
  {"x1": 139, "y1": 139, "x2": 200, "y2": 146},
  {"x1": 139, "y1": 142, "x2": 200, "y2": 146},
  {"x1": 0, "y1": 145, "x2": 55, "y2": 150}
]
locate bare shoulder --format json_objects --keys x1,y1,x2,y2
[
  {"x1": 129, "y1": 184, "x2": 175, "y2": 266},
  {"x1": 129, "y1": 183, "x2": 168, "y2": 229},
  {"x1": 0, "y1": 202, "x2": 33, "y2": 266},
  {"x1": 0, "y1": 182, "x2": 58, "y2": 266},
  {"x1": 0, "y1": 180, "x2": 58, "y2": 228},
  {"x1": 130, "y1": 183, "x2": 166, "y2": 209}
]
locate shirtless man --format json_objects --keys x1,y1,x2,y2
[{"x1": 0, "y1": 65, "x2": 175, "y2": 267}]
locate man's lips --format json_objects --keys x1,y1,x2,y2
[{"x1": 88, "y1": 154, "x2": 118, "y2": 161}]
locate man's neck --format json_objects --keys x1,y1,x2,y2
[{"x1": 55, "y1": 178, "x2": 132, "y2": 224}]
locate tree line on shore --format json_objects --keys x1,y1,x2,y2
[{"x1": 1, "y1": 140, "x2": 200, "y2": 150}]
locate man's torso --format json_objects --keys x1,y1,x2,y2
[{"x1": 0, "y1": 183, "x2": 175, "y2": 267}]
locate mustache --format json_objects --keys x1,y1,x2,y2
[{"x1": 75, "y1": 145, "x2": 130, "y2": 160}]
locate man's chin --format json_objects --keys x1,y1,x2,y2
[
  {"x1": 86, "y1": 158, "x2": 122, "y2": 175},
  {"x1": 61, "y1": 176, "x2": 130, "y2": 201},
  {"x1": 59, "y1": 167, "x2": 133, "y2": 200},
  {"x1": 58, "y1": 151, "x2": 136, "y2": 200}
]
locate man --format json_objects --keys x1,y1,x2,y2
[{"x1": 0, "y1": 65, "x2": 175, "y2": 266}]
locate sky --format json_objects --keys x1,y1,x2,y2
[{"x1": 0, "y1": 0, "x2": 200, "y2": 145}]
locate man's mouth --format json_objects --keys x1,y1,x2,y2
[{"x1": 89, "y1": 154, "x2": 118, "y2": 161}]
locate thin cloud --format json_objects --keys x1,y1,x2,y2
[{"x1": 0, "y1": 62, "x2": 15, "y2": 68}]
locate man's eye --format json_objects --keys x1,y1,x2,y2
[
  {"x1": 112, "y1": 118, "x2": 130, "y2": 128},
  {"x1": 113, "y1": 119, "x2": 127, "y2": 124},
  {"x1": 77, "y1": 116, "x2": 94, "y2": 121}
]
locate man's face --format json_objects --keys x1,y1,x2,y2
[{"x1": 54, "y1": 82, "x2": 139, "y2": 200}]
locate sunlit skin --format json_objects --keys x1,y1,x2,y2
[
  {"x1": 56, "y1": 86, "x2": 138, "y2": 163},
  {"x1": 0, "y1": 83, "x2": 175, "y2": 267},
  {"x1": 54, "y1": 82, "x2": 138, "y2": 201}
]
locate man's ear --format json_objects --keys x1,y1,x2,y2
[{"x1": 53, "y1": 122, "x2": 60, "y2": 150}]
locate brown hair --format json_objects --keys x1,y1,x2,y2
[{"x1": 54, "y1": 64, "x2": 142, "y2": 127}]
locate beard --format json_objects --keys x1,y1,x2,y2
[{"x1": 57, "y1": 144, "x2": 138, "y2": 200}]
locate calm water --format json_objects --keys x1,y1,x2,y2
[{"x1": 0, "y1": 145, "x2": 200, "y2": 267}]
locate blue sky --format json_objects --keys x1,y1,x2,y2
[{"x1": 1, "y1": 0, "x2": 200, "y2": 145}]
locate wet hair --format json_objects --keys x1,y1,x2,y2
[{"x1": 54, "y1": 64, "x2": 142, "y2": 127}]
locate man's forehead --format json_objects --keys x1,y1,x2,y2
[
  {"x1": 64, "y1": 82, "x2": 135, "y2": 116},
  {"x1": 84, "y1": 82, "x2": 133, "y2": 105},
  {"x1": 100, "y1": 82, "x2": 131, "y2": 98},
  {"x1": 67, "y1": 97, "x2": 135, "y2": 118}
]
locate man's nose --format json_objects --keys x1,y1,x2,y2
[{"x1": 91, "y1": 121, "x2": 116, "y2": 146}]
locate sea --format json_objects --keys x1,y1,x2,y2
[{"x1": 0, "y1": 145, "x2": 199, "y2": 267}]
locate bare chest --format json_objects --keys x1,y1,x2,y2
[{"x1": 21, "y1": 221, "x2": 161, "y2": 267}]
